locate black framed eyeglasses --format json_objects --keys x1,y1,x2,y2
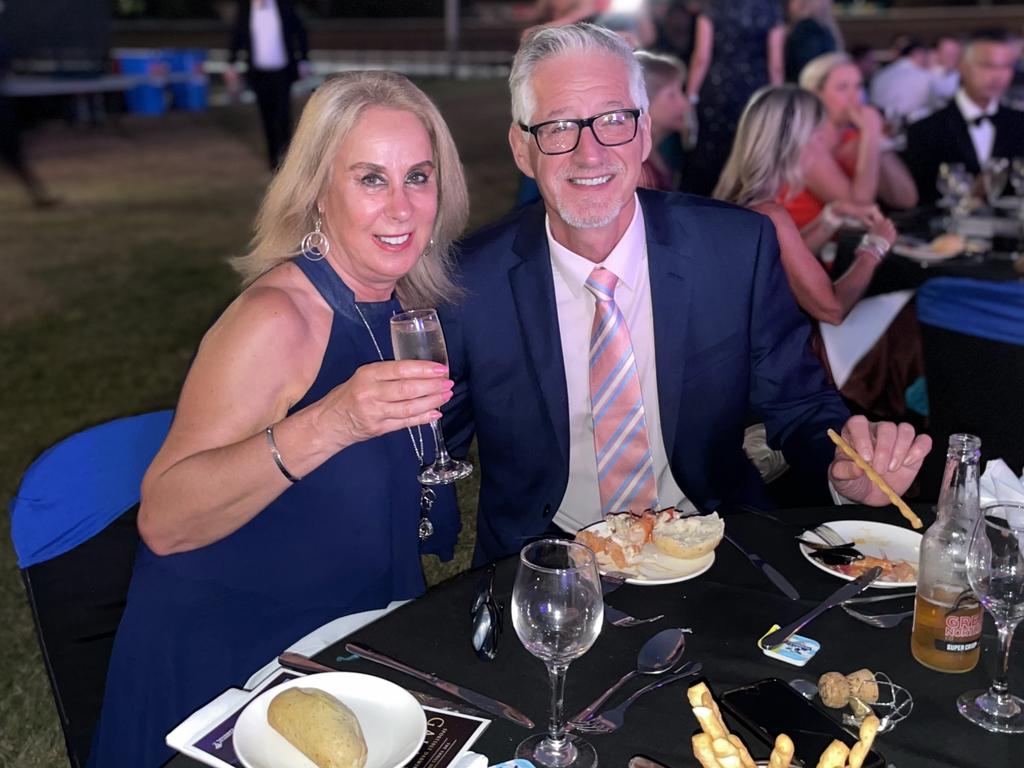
[
  {"x1": 519, "y1": 108, "x2": 642, "y2": 156},
  {"x1": 470, "y1": 564, "x2": 503, "y2": 661}
]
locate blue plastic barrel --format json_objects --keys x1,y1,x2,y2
[
  {"x1": 166, "y1": 49, "x2": 208, "y2": 111},
  {"x1": 116, "y1": 50, "x2": 168, "y2": 115}
]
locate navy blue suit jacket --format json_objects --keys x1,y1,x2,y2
[{"x1": 441, "y1": 189, "x2": 849, "y2": 564}]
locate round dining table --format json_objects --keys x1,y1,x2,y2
[{"x1": 167, "y1": 505, "x2": 1020, "y2": 768}]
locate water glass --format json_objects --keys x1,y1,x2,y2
[
  {"x1": 512, "y1": 539, "x2": 604, "y2": 768},
  {"x1": 958, "y1": 503, "x2": 1024, "y2": 733}
]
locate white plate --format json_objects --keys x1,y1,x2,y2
[
  {"x1": 891, "y1": 242, "x2": 962, "y2": 263},
  {"x1": 798, "y1": 520, "x2": 922, "y2": 589},
  {"x1": 579, "y1": 521, "x2": 716, "y2": 585},
  {"x1": 234, "y1": 672, "x2": 426, "y2": 768}
]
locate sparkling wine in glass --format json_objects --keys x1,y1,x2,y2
[
  {"x1": 512, "y1": 539, "x2": 604, "y2": 768},
  {"x1": 958, "y1": 503, "x2": 1024, "y2": 733},
  {"x1": 389, "y1": 308, "x2": 472, "y2": 485}
]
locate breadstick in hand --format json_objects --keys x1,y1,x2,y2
[
  {"x1": 768, "y1": 733, "x2": 795, "y2": 768},
  {"x1": 827, "y1": 428, "x2": 923, "y2": 529},
  {"x1": 692, "y1": 733, "x2": 720, "y2": 768},
  {"x1": 726, "y1": 733, "x2": 757, "y2": 768}
]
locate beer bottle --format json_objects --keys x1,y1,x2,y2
[{"x1": 911, "y1": 433, "x2": 984, "y2": 672}]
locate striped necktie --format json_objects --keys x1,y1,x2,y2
[{"x1": 585, "y1": 267, "x2": 658, "y2": 515}]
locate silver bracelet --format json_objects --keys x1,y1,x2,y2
[
  {"x1": 857, "y1": 233, "x2": 890, "y2": 263},
  {"x1": 265, "y1": 424, "x2": 300, "y2": 483}
]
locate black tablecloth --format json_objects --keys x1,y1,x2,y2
[{"x1": 170, "y1": 506, "x2": 1019, "y2": 768}]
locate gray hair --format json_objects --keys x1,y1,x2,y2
[
  {"x1": 714, "y1": 85, "x2": 825, "y2": 207},
  {"x1": 799, "y1": 51, "x2": 854, "y2": 93},
  {"x1": 509, "y1": 22, "x2": 649, "y2": 128},
  {"x1": 232, "y1": 71, "x2": 469, "y2": 308}
]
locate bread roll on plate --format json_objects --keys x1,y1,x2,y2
[
  {"x1": 652, "y1": 512, "x2": 725, "y2": 559},
  {"x1": 268, "y1": 687, "x2": 368, "y2": 768},
  {"x1": 927, "y1": 233, "x2": 964, "y2": 256}
]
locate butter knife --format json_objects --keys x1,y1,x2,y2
[
  {"x1": 277, "y1": 652, "x2": 486, "y2": 717},
  {"x1": 724, "y1": 532, "x2": 801, "y2": 601},
  {"x1": 760, "y1": 566, "x2": 883, "y2": 648},
  {"x1": 345, "y1": 642, "x2": 535, "y2": 729}
]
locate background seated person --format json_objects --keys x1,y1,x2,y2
[
  {"x1": 88, "y1": 72, "x2": 468, "y2": 768},
  {"x1": 902, "y1": 28, "x2": 1024, "y2": 205},
  {"x1": 716, "y1": 85, "x2": 921, "y2": 422},
  {"x1": 787, "y1": 52, "x2": 918, "y2": 229},
  {"x1": 635, "y1": 49, "x2": 694, "y2": 190}
]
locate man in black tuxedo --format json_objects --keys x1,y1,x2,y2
[
  {"x1": 225, "y1": 0, "x2": 310, "y2": 170},
  {"x1": 902, "y1": 29, "x2": 1024, "y2": 205}
]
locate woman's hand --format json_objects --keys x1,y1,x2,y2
[
  {"x1": 317, "y1": 360, "x2": 453, "y2": 449},
  {"x1": 847, "y1": 104, "x2": 883, "y2": 137},
  {"x1": 829, "y1": 200, "x2": 883, "y2": 228},
  {"x1": 868, "y1": 215, "x2": 897, "y2": 248}
]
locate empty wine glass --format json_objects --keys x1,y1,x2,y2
[
  {"x1": 958, "y1": 503, "x2": 1024, "y2": 734},
  {"x1": 982, "y1": 157, "x2": 1010, "y2": 207},
  {"x1": 389, "y1": 308, "x2": 472, "y2": 485},
  {"x1": 1010, "y1": 158, "x2": 1024, "y2": 198},
  {"x1": 512, "y1": 539, "x2": 604, "y2": 768},
  {"x1": 939, "y1": 162, "x2": 973, "y2": 216}
]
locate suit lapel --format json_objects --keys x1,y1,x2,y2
[
  {"x1": 947, "y1": 104, "x2": 981, "y2": 173},
  {"x1": 639, "y1": 190, "x2": 693, "y2": 462},
  {"x1": 508, "y1": 205, "x2": 571, "y2": 470}
]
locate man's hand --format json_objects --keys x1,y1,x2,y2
[{"x1": 829, "y1": 415, "x2": 932, "y2": 504}]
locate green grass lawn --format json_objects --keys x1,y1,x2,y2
[{"x1": 0, "y1": 77, "x2": 516, "y2": 766}]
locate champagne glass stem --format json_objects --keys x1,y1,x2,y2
[
  {"x1": 546, "y1": 662, "x2": 570, "y2": 744},
  {"x1": 430, "y1": 420, "x2": 453, "y2": 467}
]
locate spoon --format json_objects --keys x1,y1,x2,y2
[{"x1": 570, "y1": 627, "x2": 687, "y2": 722}]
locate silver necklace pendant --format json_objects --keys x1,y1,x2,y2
[{"x1": 418, "y1": 517, "x2": 435, "y2": 541}]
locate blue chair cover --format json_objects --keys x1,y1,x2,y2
[
  {"x1": 917, "y1": 277, "x2": 1024, "y2": 346},
  {"x1": 10, "y1": 411, "x2": 173, "y2": 568}
]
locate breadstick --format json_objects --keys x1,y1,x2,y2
[
  {"x1": 827, "y1": 428, "x2": 923, "y2": 529},
  {"x1": 726, "y1": 734, "x2": 757, "y2": 768},
  {"x1": 848, "y1": 715, "x2": 880, "y2": 768},
  {"x1": 815, "y1": 739, "x2": 850, "y2": 768},
  {"x1": 692, "y1": 733, "x2": 720, "y2": 768},
  {"x1": 701, "y1": 690, "x2": 727, "y2": 730},
  {"x1": 688, "y1": 682, "x2": 712, "y2": 709},
  {"x1": 768, "y1": 733, "x2": 794, "y2": 768},
  {"x1": 693, "y1": 705, "x2": 728, "y2": 739}
]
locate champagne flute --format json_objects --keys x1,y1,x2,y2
[
  {"x1": 958, "y1": 503, "x2": 1024, "y2": 733},
  {"x1": 389, "y1": 308, "x2": 472, "y2": 485},
  {"x1": 982, "y1": 157, "x2": 1010, "y2": 207},
  {"x1": 512, "y1": 539, "x2": 604, "y2": 768}
]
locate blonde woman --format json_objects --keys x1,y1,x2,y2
[
  {"x1": 784, "y1": 0, "x2": 843, "y2": 83},
  {"x1": 717, "y1": 85, "x2": 924, "y2": 420},
  {"x1": 89, "y1": 72, "x2": 469, "y2": 768},
  {"x1": 716, "y1": 84, "x2": 894, "y2": 325},
  {"x1": 788, "y1": 52, "x2": 917, "y2": 228}
]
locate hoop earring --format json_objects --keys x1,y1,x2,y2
[{"x1": 301, "y1": 217, "x2": 329, "y2": 261}]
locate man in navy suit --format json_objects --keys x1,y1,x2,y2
[
  {"x1": 441, "y1": 23, "x2": 931, "y2": 564},
  {"x1": 903, "y1": 29, "x2": 1024, "y2": 205}
]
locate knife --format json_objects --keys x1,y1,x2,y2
[
  {"x1": 344, "y1": 642, "x2": 535, "y2": 729},
  {"x1": 760, "y1": 566, "x2": 883, "y2": 649},
  {"x1": 724, "y1": 532, "x2": 802, "y2": 601},
  {"x1": 277, "y1": 652, "x2": 489, "y2": 717}
]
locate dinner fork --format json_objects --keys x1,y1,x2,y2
[
  {"x1": 840, "y1": 604, "x2": 915, "y2": 628},
  {"x1": 568, "y1": 661, "x2": 703, "y2": 734},
  {"x1": 606, "y1": 605, "x2": 665, "y2": 627}
]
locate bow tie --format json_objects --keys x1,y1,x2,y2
[{"x1": 970, "y1": 112, "x2": 997, "y2": 127}]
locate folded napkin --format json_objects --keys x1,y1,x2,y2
[{"x1": 980, "y1": 458, "x2": 1024, "y2": 509}]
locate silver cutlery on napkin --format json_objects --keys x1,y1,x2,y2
[
  {"x1": 344, "y1": 642, "x2": 535, "y2": 728},
  {"x1": 760, "y1": 566, "x2": 883, "y2": 648}
]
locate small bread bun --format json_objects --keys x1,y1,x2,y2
[
  {"x1": 652, "y1": 512, "x2": 724, "y2": 560},
  {"x1": 268, "y1": 687, "x2": 367, "y2": 768},
  {"x1": 928, "y1": 233, "x2": 964, "y2": 255}
]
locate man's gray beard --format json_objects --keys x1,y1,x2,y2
[{"x1": 554, "y1": 196, "x2": 625, "y2": 230}]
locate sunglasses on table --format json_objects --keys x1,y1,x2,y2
[{"x1": 470, "y1": 564, "x2": 503, "y2": 661}]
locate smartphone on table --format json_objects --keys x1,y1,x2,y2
[{"x1": 719, "y1": 678, "x2": 885, "y2": 768}]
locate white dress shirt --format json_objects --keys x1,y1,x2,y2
[
  {"x1": 548, "y1": 196, "x2": 691, "y2": 533},
  {"x1": 250, "y1": 0, "x2": 289, "y2": 71},
  {"x1": 869, "y1": 57, "x2": 935, "y2": 122},
  {"x1": 955, "y1": 88, "x2": 998, "y2": 167}
]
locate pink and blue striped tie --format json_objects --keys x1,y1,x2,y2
[{"x1": 585, "y1": 267, "x2": 658, "y2": 515}]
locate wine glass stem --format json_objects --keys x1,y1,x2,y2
[
  {"x1": 546, "y1": 662, "x2": 570, "y2": 744},
  {"x1": 430, "y1": 420, "x2": 452, "y2": 467},
  {"x1": 990, "y1": 621, "x2": 1019, "y2": 701}
]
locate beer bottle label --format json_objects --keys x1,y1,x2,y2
[{"x1": 934, "y1": 591, "x2": 983, "y2": 653}]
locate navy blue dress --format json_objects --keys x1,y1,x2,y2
[{"x1": 89, "y1": 257, "x2": 458, "y2": 767}]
